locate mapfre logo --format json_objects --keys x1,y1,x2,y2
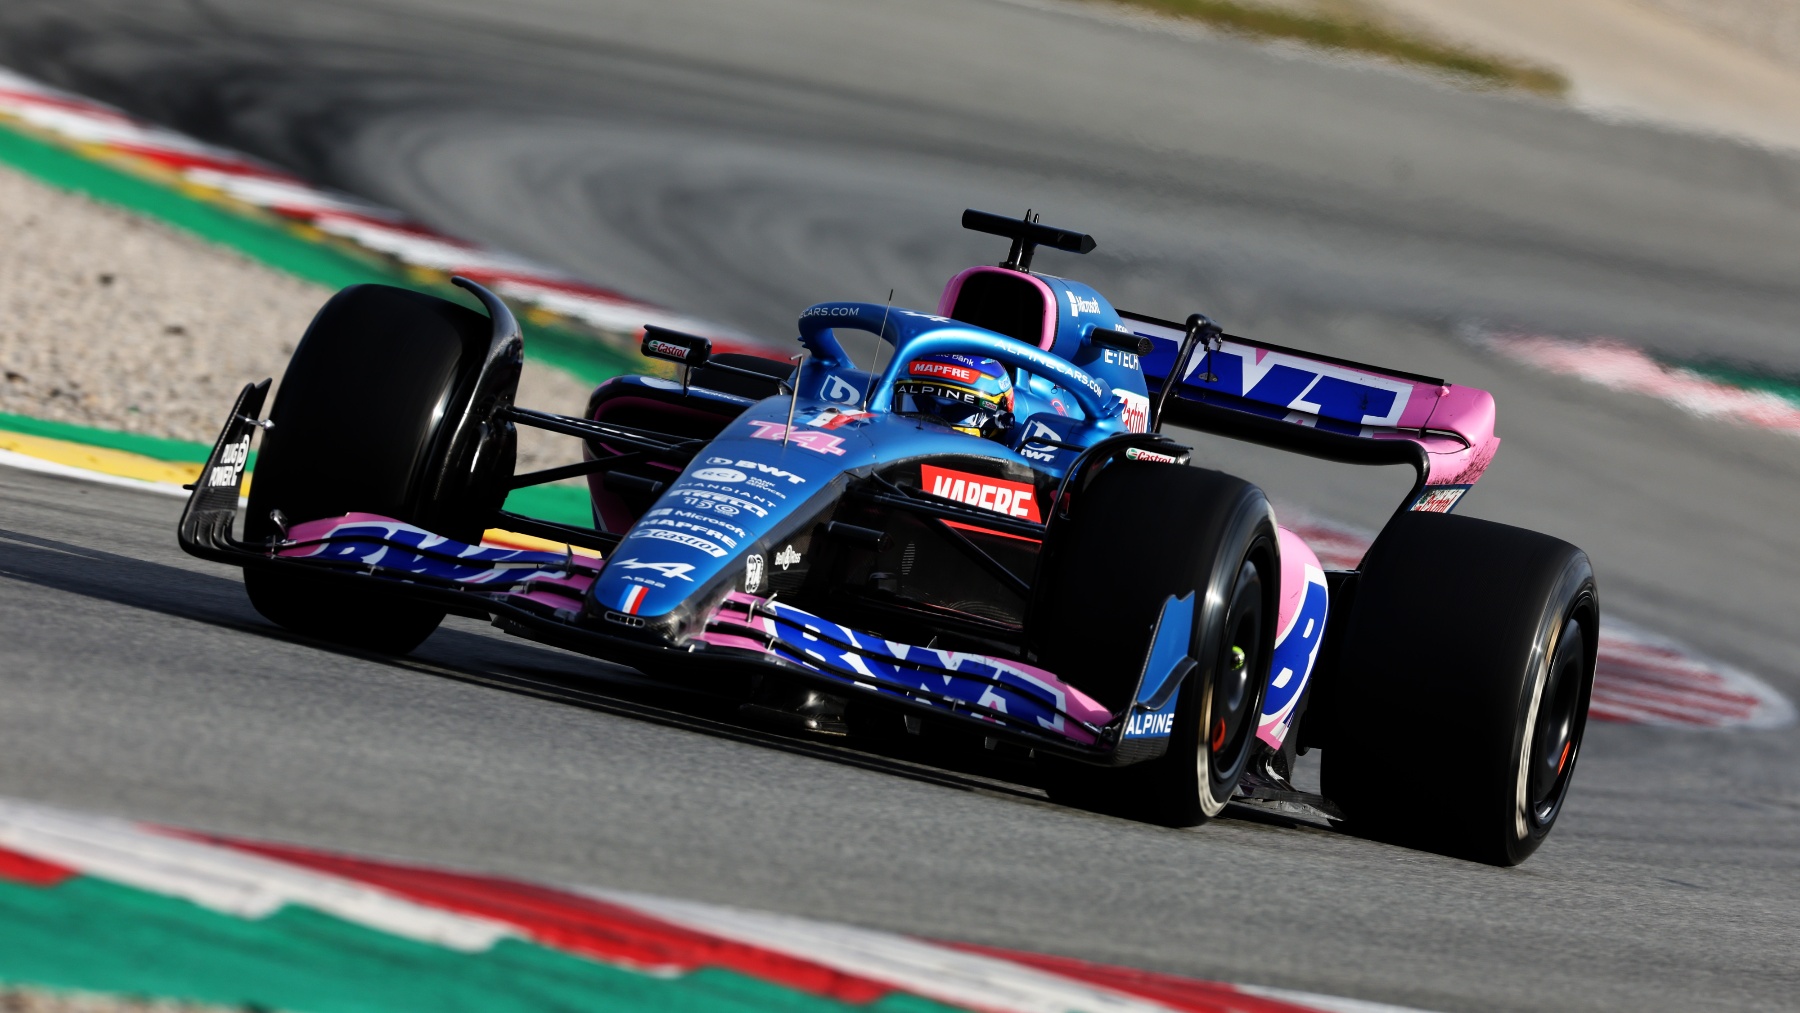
[
  {"x1": 921, "y1": 465, "x2": 1040, "y2": 521},
  {"x1": 909, "y1": 360, "x2": 980, "y2": 385}
]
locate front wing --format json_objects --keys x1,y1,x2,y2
[{"x1": 181, "y1": 384, "x2": 1138, "y2": 763}]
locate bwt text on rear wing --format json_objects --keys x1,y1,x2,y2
[{"x1": 1122, "y1": 311, "x2": 1499, "y2": 516}]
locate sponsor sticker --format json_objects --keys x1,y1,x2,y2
[
  {"x1": 743, "y1": 553, "x2": 765, "y2": 593},
  {"x1": 821, "y1": 374, "x2": 863, "y2": 404},
  {"x1": 775, "y1": 545, "x2": 802, "y2": 570},
  {"x1": 1064, "y1": 291, "x2": 1101, "y2": 316},
  {"x1": 909, "y1": 359, "x2": 981, "y2": 384},
  {"x1": 1124, "y1": 446, "x2": 1179, "y2": 465},
  {"x1": 693, "y1": 467, "x2": 746, "y2": 483},
  {"x1": 1102, "y1": 346, "x2": 1142, "y2": 371},
  {"x1": 707, "y1": 457, "x2": 807, "y2": 485},
  {"x1": 920, "y1": 464, "x2": 1041, "y2": 521},
  {"x1": 1123, "y1": 709, "x2": 1177, "y2": 738},
  {"x1": 669, "y1": 509, "x2": 747, "y2": 538},
  {"x1": 746, "y1": 420, "x2": 848, "y2": 455},
  {"x1": 641, "y1": 517, "x2": 738, "y2": 549},
  {"x1": 637, "y1": 528, "x2": 729, "y2": 557},
  {"x1": 1409, "y1": 485, "x2": 1471, "y2": 513},
  {"x1": 208, "y1": 435, "x2": 252, "y2": 488},
  {"x1": 1182, "y1": 340, "x2": 1416, "y2": 428},
  {"x1": 609, "y1": 558, "x2": 697, "y2": 582},
  {"x1": 645, "y1": 338, "x2": 691, "y2": 361},
  {"x1": 672, "y1": 488, "x2": 768, "y2": 518},
  {"x1": 1114, "y1": 389, "x2": 1150, "y2": 433}
]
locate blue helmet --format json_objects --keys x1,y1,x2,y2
[{"x1": 892, "y1": 354, "x2": 1015, "y2": 441}]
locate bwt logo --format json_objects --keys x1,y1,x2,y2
[
  {"x1": 1187, "y1": 341, "x2": 1415, "y2": 428},
  {"x1": 1064, "y1": 291, "x2": 1101, "y2": 316}
]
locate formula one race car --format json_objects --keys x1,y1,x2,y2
[{"x1": 180, "y1": 209, "x2": 1598, "y2": 865}]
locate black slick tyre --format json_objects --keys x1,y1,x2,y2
[
  {"x1": 1031, "y1": 462, "x2": 1279, "y2": 826},
  {"x1": 1321, "y1": 511, "x2": 1598, "y2": 865},
  {"x1": 244, "y1": 285, "x2": 515, "y2": 654}
]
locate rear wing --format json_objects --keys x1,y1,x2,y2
[{"x1": 1120, "y1": 311, "x2": 1499, "y2": 516}]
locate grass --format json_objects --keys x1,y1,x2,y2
[
  {"x1": 1669, "y1": 358, "x2": 1800, "y2": 408},
  {"x1": 1095, "y1": 0, "x2": 1569, "y2": 95}
]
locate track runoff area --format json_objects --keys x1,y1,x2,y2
[{"x1": 0, "y1": 56, "x2": 1794, "y2": 1013}]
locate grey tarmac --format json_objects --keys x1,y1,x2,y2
[{"x1": 0, "y1": 1, "x2": 1797, "y2": 1011}]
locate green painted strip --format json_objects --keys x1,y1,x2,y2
[
  {"x1": 0, "y1": 411, "x2": 216, "y2": 464},
  {"x1": 502, "y1": 482, "x2": 596, "y2": 528},
  {"x1": 0, "y1": 877, "x2": 957, "y2": 1013},
  {"x1": 0, "y1": 404, "x2": 595, "y2": 526},
  {"x1": 1668, "y1": 359, "x2": 1800, "y2": 409}
]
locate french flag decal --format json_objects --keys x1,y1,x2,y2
[{"x1": 620, "y1": 585, "x2": 649, "y2": 614}]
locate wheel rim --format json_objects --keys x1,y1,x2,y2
[
  {"x1": 1207, "y1": 559, "x2": 1265, "y2": 789},
  {"x1": 1527, "y1": 617, "x2": 1586, "y2": 827}
]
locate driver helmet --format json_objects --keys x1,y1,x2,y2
[{"x1": 893, "y1": 354, "x2": 1015, "y2": 441}]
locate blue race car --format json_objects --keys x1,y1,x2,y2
[{"x1": 181, "y1": 210, "x2": 1598, "y2": 865}]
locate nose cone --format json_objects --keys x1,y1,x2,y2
[{"x1": 581, "y1": 403, "x2": 877, "y2": 638}]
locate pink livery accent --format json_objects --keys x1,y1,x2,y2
[
  {"x1": 276, "y1": 513, "x2": 602, "y2": 613},
  {"x1": 936, "y1": 266, "x2": 1059, "y2": 351},
  {"x1": 699, "y1": 592, "x2": 1113, "y2": 743},
  {"x1": 1272, "y1": 527, "x2": 1317, "y2": 638},
  {"x1": 1417, "y1": 384, "x2": 1501, "y2": 487},
  {"x1": 1259, "y1": 528, "x2": 1329, "y2": 750}
]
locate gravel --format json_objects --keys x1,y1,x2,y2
[
  {"x1": 0, "y1": 164, "x2": 590, "y2": 470},
  {"x1": 1631, "y1": 0, "x2": 1800, "y2": 68},
  {"x1": 0, "y1": 989, "x2": 245, "y2": 1013}
]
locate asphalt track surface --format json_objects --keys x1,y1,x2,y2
[{"x1": 1, "y1": 1, "x2": 1799, "y2": 1010}]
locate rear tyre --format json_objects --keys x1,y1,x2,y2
[
  {"x1": 1031, "y1": 463, "x2": 1278, "y2": 826},
  {"x1": 1321, "y1": 511, "x2": 1597, "y2": 865},
  {"x1": 245, "y1": 285, "x2": 514, "y2": 654}
]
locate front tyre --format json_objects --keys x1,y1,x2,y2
[
  {"x1": 1322, "y1": 512, "x2": 1598, "y2": 865},
  {"x1": 245, "y1": 284, "x2": 517, "y2": 654},
  {"x1": 1031, "y1": 462, "x2": 1279, "y2": 826}
]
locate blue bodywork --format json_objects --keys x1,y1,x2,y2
[{"x1": 587, "y1": 300, "x2": 1141, "y2": 629}]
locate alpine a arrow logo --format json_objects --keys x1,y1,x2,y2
[{"x1": 610, "y1": 558, "x2": 696, "y2": 581}]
